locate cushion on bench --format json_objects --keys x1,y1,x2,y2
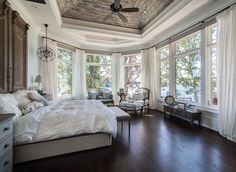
[{"x1": 110, "y1": 107, "x2": 131, "y2": 121}]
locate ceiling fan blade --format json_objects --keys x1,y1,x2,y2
[
  {"x1": 117, "y1": 12, "x2": 128, "y2": 23},
  {"x1": 120, "y1": 8, "x2": 139, "y2": 12},
  {"x1": 114, "y1": 0, "x2": 121, "y2": 9},
  {"x1": 103, "y1": 14, "x2": 113, "y2": 21}
]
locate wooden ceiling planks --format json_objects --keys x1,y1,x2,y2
[{"x1": 57, "y1": 0, "x2": 174, "y2": 30}]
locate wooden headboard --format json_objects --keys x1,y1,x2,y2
[{"x1": 0, "y1": 1, "x2": 29, "y2": 93}]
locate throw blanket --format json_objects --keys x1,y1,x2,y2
[{"x1": 14, "y1": 100, "x2": 117, "y2": 145}]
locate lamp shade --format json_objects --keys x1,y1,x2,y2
[{"x1": 35, "y1": 75, "x2": 42, "y2": 83}]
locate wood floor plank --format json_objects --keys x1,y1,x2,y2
[{"x1": 14, "y1": 110, "x2": 236, "y2": 172}]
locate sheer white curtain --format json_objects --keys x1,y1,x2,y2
[
  {"x1": 43, "y1": 39, "x2": 58, "y2": 101},
  {"x1": 141, "y1": 48, "x2": 160, "y2": 109},
  {"x1": 217, "y1": 5, "x2": 236, "y2": 142},
  {"x1": 141, "y1": 49, "x2": 149, "y2": 87},
  {"x1": 112, "y1": 53, "x2": 122, "y2": 105},
  {"x1": 72, "y1": 49, "x2": 86, "y2": 99}
]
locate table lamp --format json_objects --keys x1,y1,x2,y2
[{"x1": 35, "y1": 75, "x2": 42, "y2": 90}]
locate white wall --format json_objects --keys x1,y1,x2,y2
[
  {"x1": 8, "y1": 0, "x2": 41, "y2": 88},
  {"x1": 27, "y1": 27, "x2": 41, "y2": 87}
]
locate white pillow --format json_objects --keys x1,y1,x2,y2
[
  {"x1": 0, "y1": 98, "x2": 22, "y2": 118},
  {"x1": 12, "y1": 90, "x2": 32, "y2": 105},
  {"x1": 31, "y1": 101, "x2": 44, "y2": 109},
  {"x1": 28, "y1": 92, "x2": 49, "y2": 106}
]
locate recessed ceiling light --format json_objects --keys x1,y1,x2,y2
[{"x1": 143, "y1": 10, "x2": 147, "y2": 14}]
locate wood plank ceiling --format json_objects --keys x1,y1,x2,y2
[{"x1": 57, "y1": 0, "x2": 174, "y2": 30}]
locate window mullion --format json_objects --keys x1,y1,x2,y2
[
  {"x1": 170, "y1": 43, "x2": 175, "y2": 97},
  {"x1": 201, "y1": 28, "x2": 206, "y2": 107}
]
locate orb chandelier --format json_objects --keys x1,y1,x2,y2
[{"x1": 37, "y1": 24, "x2": 55, "y2": 62}]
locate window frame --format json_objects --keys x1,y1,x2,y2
[
  {"x1": 121, "y1": 53, "x2": 142, "y2": 95},
  {"x1": 57, "y1": 47, "x2": 73, "y2": 98},
  {"x1": 158, "y1": 24, "x2": 218, "y2": 110},
  {"x1": 160, "y1": 45, "x2": 171, "y2": 98},
  {"x1": 205, "y1": 23, "x2": 218, "y2": 109},
  {"x1": 173, "y1": 31, "x2": 202, "y2": 105},
  {"x1": 85, "y1": 53, "x2": 112, "y2": 90}
]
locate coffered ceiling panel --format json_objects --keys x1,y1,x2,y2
[{"x1": 57, "y1": 0, "x2": 174, "y2": 30}]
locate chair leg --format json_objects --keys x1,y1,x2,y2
[
  {"x1": 121, "y1": 121, "x2": 123, "y2": 132},
  {"x1": 128, "y1": 120, "x2": 130, "y2": 138}
]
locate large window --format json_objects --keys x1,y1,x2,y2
[
  {"x1": 123, "y1": 53, "x2": 141, "y2": 95},
  {"x1": 57, "y1": 48, "x2": 73, "y2": 98},
  {"x1": 158, "y1": 24, "x2": 218, "y2": 108},
  {"x1": 207, "y1": 24, "x2": 218, "y2": 106},
  {"x1": 175, "y1": 32, "x2": 201, "y2": 103},
  {"x1": 86, "y1": 54, "x2": 112, "y2": 90},
  {"x1": 160, "y1": 46, "x2": 170, "y2": 97}
]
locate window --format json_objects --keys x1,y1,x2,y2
[
  {"x1": 123, "y1": 53, "x2": 141, "y2": 95},
  {"x1": 57, "y1": 48, "x2": 73, "y2": 98},
  {"x1": 160, "y1": 46, "x2": 170, "y2": 97},
  {"x1": 207, "y1": 24, "x2": 218, "y2": 106},
  {"x1": 86, "y1": 54, "x2": 112, "y2": 90},
  {"x1": 158, "y1": 23, "x2": 218, "y2": 109},
  {"x1": 175, "y1": 32, "x2": 201, "y2": 103}
]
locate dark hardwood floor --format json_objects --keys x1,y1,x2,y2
[{"x1": 14, "y1": 110, "x2": 236, "y2": 172}]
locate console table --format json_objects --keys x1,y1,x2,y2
[{"x1": 163, "y1": 104, "x2": 201, "y2": 126}]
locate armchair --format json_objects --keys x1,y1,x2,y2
[{"x1": 119, "y1": 87, "x2": 150, "y2": 114}]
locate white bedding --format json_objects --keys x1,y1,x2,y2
[{"x1": 13, "y1": 100, "x2": 117, "y2": 145}]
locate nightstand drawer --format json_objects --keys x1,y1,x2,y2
[
  {"x1": 0, "y1": 136, "x2": 12, "y2": 158},
  {"x1": 0, "y1": 151, "x2": 12, "y2": 172},
  {"x1": 0, "y1": 120, "x2": 12, "y2": 141}
]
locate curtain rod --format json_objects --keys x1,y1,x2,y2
[
  {"x1": 43, "y1": 2, "x2": 236, "y2": 54},
  {"x1": 42, "y1": 36, "x2": 113, "y2": 54}
]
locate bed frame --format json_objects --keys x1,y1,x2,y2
[{"x1": 14, "y1": 133, "x2": 112, "y2": 163}]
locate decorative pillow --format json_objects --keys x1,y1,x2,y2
[
  {"x1": 132, "y1": 92, "x2": 145, "y2": 100},
  {"x1": 88, "y1": 90, "x2": 98, "y2": 99},
  {"x1": 18, "y1": 103, "x2": 35, "y2": 115},
  {"x1": 103, "y1": 92, "x2": 111, "y2": 99},
  {"x1": 12, "y1": 90, "x2": 32, "y2": 105},
  {"x1": 31, "y1": 101, "x2": 44, "y2": 109},
  {"x1": 28, "y1": 92, "x2": 49, "y2": 106},
  {"x1": 0, "y1": 97, "x2": 22, "y2": 118}
]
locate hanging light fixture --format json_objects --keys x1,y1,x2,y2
[{"x1": 37, "y1": 24, "x2": 55, "y2": 62}]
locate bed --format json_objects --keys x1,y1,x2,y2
[{"x1": 0, "y1": 90, "x2": 117, "y2": 163}]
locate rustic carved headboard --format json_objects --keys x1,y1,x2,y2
[{"x1": 0, "y1": 1, "x2": 29, "y2": 93}]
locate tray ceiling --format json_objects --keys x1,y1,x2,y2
[{"x1": 57, "y1": 0, "x2": 174, "y2": 30}]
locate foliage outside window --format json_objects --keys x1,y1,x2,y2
[
  {"x1": 57, "y1": 48, "x2": 73, "y2": 98},
  {"x1": 86, "y1": 54, "x2": 112, "y2": 90},
  {"x1": 123, "y1": 54, "x2": 141, "y2": 95},
  {"x1": 175, "y1": 32, "x2": 201, "y2": 103},
  {"x1": 160, "y1": 46, "x2": 170, "y2": 97},
  {"x1": 207, "y1": 24, "x2": 218, "y2": 106}
]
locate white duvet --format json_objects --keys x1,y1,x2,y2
[{"x1": 13, "y1": 100, "x2": 117, "y2": 145}]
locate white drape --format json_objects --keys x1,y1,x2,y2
[
  {"x1": 141, "y1": 49, "x2": 149, "y2": 87},
  {"x1": 43, "y1": 39, "x2": 58, "y2": 101},
  {"x1": 141, "y1": 48, "x2": 160, "y2": 109},
  {"x1": 112, "y1": 53, "x2": 122, "y2": 105},
  {"x1": 72, "y1": 49, "x2": 86, "y2": 99},
  {"x1": 217, "y1": 5, "x2": 236, "y2": 142}
]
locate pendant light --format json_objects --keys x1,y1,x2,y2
[{"x1": 37, "y1": 24, "x2": 55, "y2": 62}]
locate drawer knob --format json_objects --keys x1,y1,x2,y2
[
  {"x1": 4, "y1": 144, "x2": 9, "y2": 149},
  {"x1": 4, "y1": 160, "x2": 9, "y2": 166},
  {"x1": 3, "y1": 127, "x2": 9, "y2": 132}
]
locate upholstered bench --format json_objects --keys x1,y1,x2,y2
[
  {"x1": 110, "y1": 107, "x2": 131, "y2": 136},
  {"x1": 119, "y1": 101, "x2": 144, "y2": 114}
]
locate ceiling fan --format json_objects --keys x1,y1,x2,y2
[{"x1": 103, "y1": 0, "x2": 139, "y2": 23}]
